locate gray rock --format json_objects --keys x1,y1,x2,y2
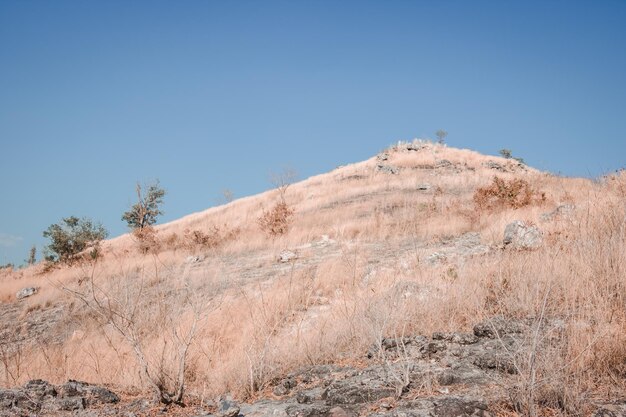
[
  {"x1": 432, "y1": 332, "x2": 478, "y2": 345},
  {"x1": 416, "y1": 184, "x2": 432, "y2": 191},
  {"x1": 297, "y1": 392, "x2": 313, "y2": 404},
  {"x1": 540, "y1": 204, "x2": 575, "y2": 222},
  {"x1": 483, "y1": 160, "x2": 508, "y2": 172},
  {"x1": 426, "y1": 252, "x2": 447, "y2": 265},
  {"x1": 406, "y1": 142, "x2": 427, "y2": 152},
  {"x1": 55, "y1": 397, "x2": 85, "y2": 411},
  {"x1": 473, "y1": 317, "x2": 525, "y2": 339},
  {"x1": 16, "y1": 287, "x2": 38, "y2": 300},
  {"x1": 377, "y1": 164, "x2": 400, "y2": 175},
  {"x1": 278, "y1": 250, "x2": 298, "y2": 263},
  {"x1": 218, "y1": 396, "x2": 240, "y2": 417},
  {"x1": 453, "y1": 233, "x2": 490, "y2": 257},
  {"x1": 323, "y1": 381, "x2": 395, "y2": 406},
  {"x1": 433, "y1": 397, "x2": 489, "y2": 417},
  {"x1": 186, "y1": 255, "x2": 204, "y2": 264},
  {"x1": 0, "y1": 379, "x2": 118, "y2": 414},
  {"x1": 503, "y1": 221, "x2": 542, "y2": 249},
  {"x1": 286, "y1": 403, "x2": 331, "y2": 416},
  {"x1": 435, "y1": 160, "x2": 453, "y2": 169},
  {"x1": 59, "y1": 380, "x2": 119, "y2": 405}
]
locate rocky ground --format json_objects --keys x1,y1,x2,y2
[{"x1": 2, "y1": 317, "x2": 624, "y2": 417}]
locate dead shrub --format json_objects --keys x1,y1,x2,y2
[
  {"x1": 474, "y1": 176, "x2": 545, "y2": 210},
  {"x1": 258, "y1": 202, "x2": 294, "y2": 237},
  {"x1": 182, "y1": 225, "x2": 240, "y2": 251},
  {"x1": 132, "y1": 226, "x2": 161, "y2": 254}
]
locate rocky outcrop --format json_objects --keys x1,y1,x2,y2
[
  {"x1": 196, "y1": 318, "x2": 529, "y2": 417},
  {"x1": 0, "y1": 379, "x2": 118, "y2": 414},
  {"x1": 377, "y1": 164, "x2": 400, "y2": 175}
]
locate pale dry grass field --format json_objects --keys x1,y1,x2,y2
[{"x1": 1, "y1": 140, "x2": 624, "y2": 414}]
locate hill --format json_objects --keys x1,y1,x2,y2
[{"x1": 1, "y1": 140, "x2": 625, "y2": 416}]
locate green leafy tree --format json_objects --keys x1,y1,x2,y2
[
  {"x1": 43, "y1": 217, "x2": 108, "y2": 263},
  {"x1": 499, "y1": 149, "x2": 513, "y2": 159},
  {"x1": 499, "y1": 148, "x2": 525, "y2": 165},
  {"x1": 435, "y1": 129, "x2": 448, "y2": 144},
  {"x1": 122, "y1": 181, "x2": 166, "y2": 229}
]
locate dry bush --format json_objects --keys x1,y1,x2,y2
[
  {"x1": 132, "y1": 226, "x2": 161, "y2": 254},
  {"x1": 258, "y1": 202, "x2": 294, "y2": 237},
  {"x1": 182, "y1": 225, "x2": 240, "y2": 251},
  {"x1": 60, "y1": 261, "x2": 219, "y2": 406},
  {"x1": 474, "y1": 176, "x2": 545, "y2": 211}
]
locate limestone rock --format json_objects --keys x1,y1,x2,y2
[
  {"x1": 16, "y1": 287, "x2": 38, "y2": 300},
  {"x1": 278, "y1": 250, "x2": 298, "y2": 263},
  {"x1": 503, "y1": 221, "x2": 542, "y2": 249}
]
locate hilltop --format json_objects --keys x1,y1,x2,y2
[{"x1": 1, "y1": 140, "x2": 625, "y2": 417}]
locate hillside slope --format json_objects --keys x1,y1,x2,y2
[{"x1": 1, "y1": 140, "x2": 625, "y2": 416}]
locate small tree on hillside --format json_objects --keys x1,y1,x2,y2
[
  {"x1": 122, "y1": 181, "x2": 166, "y2": 230},
  {"x1": 499, "y1": 148, "x2": 525, "y2": 165},
  {"x1": 43, "y1": 217, "x2": 108, "y2": 264},
  {"x1": 499, "y1": 149, "x2": 513, "y2": 159},
  {"x1": 258, "y1": 168, "x2": 297, "y2": 237},
  {"x1": 435, "y1": 129, "x2": 448, "y2": 144},
  {"x1": 27, "y1": 245, "x2": 36, "y2": 265}
]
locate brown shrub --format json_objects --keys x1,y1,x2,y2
[
  {"x1": 182, "y1": 225, "x2": 240, "y2": 251},
  {"x1": 473, "y1": 176, "x2": 545, "y2": 210},
  {"x1": 132, "y1": 226, "x2": 161, "y2": 254},
  {"x1": 257, "y1": 202, "x2": 294, "y2": 237}
]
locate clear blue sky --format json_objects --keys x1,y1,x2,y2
[{"x1": 1, "y1": 1, "x2": 625, "y2": 266}]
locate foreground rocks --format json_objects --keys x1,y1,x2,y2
[
  {"x1": 0, "y1": 379, "x2": 118, "y2": 415},
  {"x1": 202, "y1": 317, "x2": 529, "y2": 417},
  {"x1": 2, "y1": 318, "x2": 621, "y2": 416}
]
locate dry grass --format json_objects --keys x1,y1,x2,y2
[{"x1": 1, "y1": 142, "x2": 623, "y2": 413}]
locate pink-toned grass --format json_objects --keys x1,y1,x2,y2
[{"x1": 2, "y1": 142, "x2": 623, "y2": 412}]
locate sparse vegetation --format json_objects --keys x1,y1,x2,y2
[
  {"x1": 2, "y1": 144, "x2": 625, "y2": 416},
  {"x1": 42, "y1": 216, "x2": 108, "y2": 264},
  {"x1": 122, "y1": 181, "x2": 166, "y2": 230},
  {"x1": 61, "y1": 262, "x2": 216, "y2": 406}
]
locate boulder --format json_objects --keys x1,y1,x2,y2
[
  {"x1": 217, "y1": 396, "x2": 240, "y2": 417},
  {"x1": 16, "y1": 287, "x2": 38, "y2": 300},
  {"x1": 503, "y1": 221, "x2": 542, "y2": 249}
]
